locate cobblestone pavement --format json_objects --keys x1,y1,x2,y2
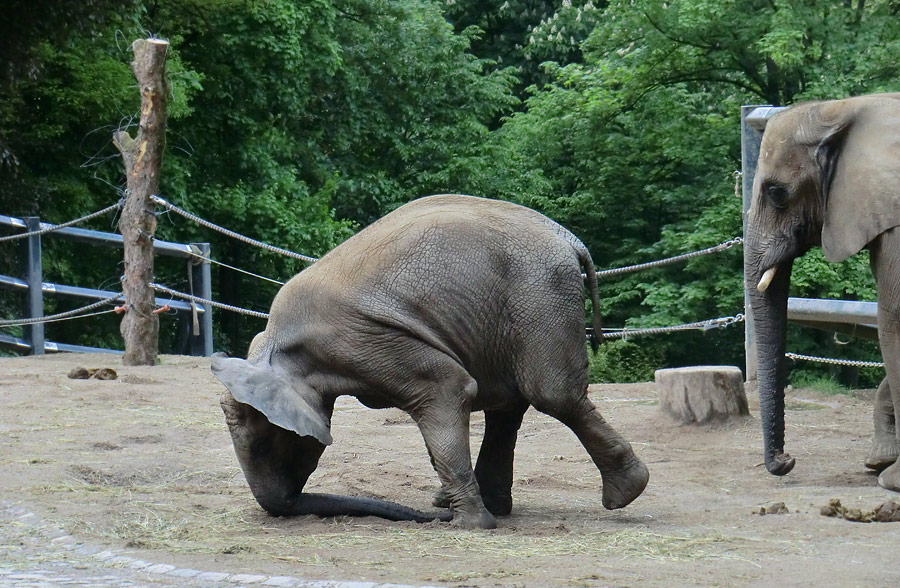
[{"x1": 0, "y1": 502, "x2": 440, "y2": 588}]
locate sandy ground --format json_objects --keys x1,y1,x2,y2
[{"x1": 1, "y1": 353, "x2": 899, "y2": 587}]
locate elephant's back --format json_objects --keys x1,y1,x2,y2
[
  {"x1": 266, "y1": 194, "x2": 592, "y2": 405},
  {"x1": 305, "y1": 194, "x2": 579, "y2": 282}
]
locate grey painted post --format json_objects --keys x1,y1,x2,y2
[
  {"x1": 740, "y1": 106, "x2": 764, "y2": 381},
  {"x1": 190, "y1": 242, "x2": 213, "y2": 356},
  {"x1": 21, "y1": 217, "x2": 45, "y2": 355}
]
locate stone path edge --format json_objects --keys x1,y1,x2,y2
[{"x1": 0, "y1": 501, "x2": 443, "y2": 588}]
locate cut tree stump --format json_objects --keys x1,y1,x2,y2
[{"x1": 655, "y1": 365, "x2": 749, "y2": 425}]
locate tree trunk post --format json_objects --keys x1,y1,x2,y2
[{"x1": 113, "y1": 38, "x2": 169, "y2": 366}]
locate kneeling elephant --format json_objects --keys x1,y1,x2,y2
[{"x1": 212, "y1": 194, "x2": 649, "y2": 529}]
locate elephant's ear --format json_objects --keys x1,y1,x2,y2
[
  {"x1": 821, "y1": 95, "x2": 900, "y2": 263},
  {"x1": 210, "y1": 352, "x2": 333, "y2": 446}
]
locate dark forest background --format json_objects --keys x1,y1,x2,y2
[{"x1": 2, "y1": 1, "x2": 898, "y2": 385}]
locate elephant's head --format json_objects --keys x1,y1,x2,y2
[
  {"x1": 211, "y1": 352, "x2": 333, "y2": 515},
  {"x1": 745, "y1": 93, "x2": 900, "y2": 475}
]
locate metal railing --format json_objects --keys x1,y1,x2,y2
[{"x1": 0, "y1": 212, "x2": 212, "y2": 356}]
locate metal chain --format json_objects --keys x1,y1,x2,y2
[
  {"x1": 149, "y1": 283, "x2": 270, "y2": 319},
  {"x1": 785, "y1": 352, "x2": 884, "y2": 369},
  {"x1": 596, "y1": 237, "x2": 743, "y2": 278},
  {"x1": 0, "y1": 293, "x2": 125, "y2": 327},
  {"x1": 0, "y1": 200, "x2": 124, "y2": 243},
  {"x1": 600, "y1": 314, "x2": 745, "y2": 340},
  {"x1": 150, "y1": 195, "x2": 319, "y2": 263}
]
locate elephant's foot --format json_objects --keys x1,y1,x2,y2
[
  {"x1": 865, "y1": 436, "x2": 900, "y2": 472},
  {"x1": 600, "y1": 456, "x2": 649, "y2": 510},
  {"x1": 481, "y1": 493, "x2": 512, "y2": 516},
  {"x1": 448, "y1": 496, "x2": 497, "y2": 529},
  {"x1": 450, "y1": 507, "x2": 497, "y2": 530},
  {"x1": 432, "y1": 486, "x2": 451, "y2": 509},
  {"x1": 878, "y1": 460, "x2": 900, "y2": 493},
  {"x1": 435, "y1": 486, "x2": 511, "y2": 516},
  {"x1": 435, "y1": 484, "x2": 497, "y2": 528}
]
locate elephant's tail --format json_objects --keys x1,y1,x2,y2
[{"x1": 575, "y1": 243, "x2": 603, "y2": 352}]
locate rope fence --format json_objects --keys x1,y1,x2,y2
[
  {"x1": 785, "y1": 352, "x2": 884, "y2": 369},
  {"x1": 0, "y1": 195, "x2": 883, "y2": 370},
  {"x1": 599, "y1": 314, "x2": 745, "y2": 340},
  {"x1": 595, "y1": 237, "x2": 744, "y2": 278},
  {"x1": 0, "y1": 200, "x2": 124, "y2": 243},
  {"x1": 151, "y1": 195, "x2": 319, "y2": 264},
  {"x1": 149, "y1": 283, "x2": 270, "y2": 320},
  {"x1": 0, "y1": 293, "x2": 125, "y2": 327}
]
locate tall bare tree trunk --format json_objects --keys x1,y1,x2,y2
[{"x1": 113, "y1": 39, "x2": 169, "y2": 366}]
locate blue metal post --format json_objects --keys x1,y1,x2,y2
[
  {"x1": 190, "y1": 242, "x2": 213, "y2": 356},
  {"x1": 21, "y1": 217, "x2": 45, "y2": 355},
  {"x1": 741, "y1": 106, "x2": 763, "y2": 381}
]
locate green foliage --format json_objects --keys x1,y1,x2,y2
[
  {"x1": 788, "y1": 372, "x2": 852, "y2": 396},
  {"x1": 475, "y1": 0, "x2": 900, "y2": 377},
  {"x1": 588, "y1": 340, "x2": 664, "y2": 384},
  {"x1": 442, "y1": 0, "x2": 594, "y2": 96},
  {"x1": 0, "y1": 0, "x2": 517, "y2": 354},
  {"x1": 3, "y1": 1, "x2": 899, "y2": 368}
]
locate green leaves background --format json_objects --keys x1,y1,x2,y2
[{"x1": 1, "y1": 0, "x2": 898, "y2": 383}]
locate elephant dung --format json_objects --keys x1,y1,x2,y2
[
  {"x1": 654, "y1": 366, "x2": 749, "y2": 425},
  {"x1": 820, "y1": 498, "x2": 900, "y2": 523}
]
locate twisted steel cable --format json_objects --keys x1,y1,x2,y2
[
  {"x1": 0, "y1": 200, "x2": 124, "y2": 243},
  {"x1": 785, "y1": 352, "x2": 884, "y2": 369},
  {"x1": 598, "y1": 314, "x2": 745, "y2": 340},
  {"x1": 149, "y1": 283, "x2": 270, "y2": 320},
  {"x1": 150, "y1": 196, "x2": 319, "y2": 263},
  {"x1": 0, "y1": 293, "x2": 125, "y2": 327},
  {"x1": 595, "y1": 237, "x2": 743, "y2": 278}
]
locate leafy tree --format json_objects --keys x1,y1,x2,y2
[
  {"x1": 479, "y1": 0, "x2": 900, "y2": 380},
  {"x1": 442, "y1": 0, "x2": 605, "y2": 97},
  {"x1": 1, "y1": 0, "x2": 518, "y2": 354}
]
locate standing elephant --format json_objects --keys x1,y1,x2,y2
[
  {"x1": 212, "y1": 194, "x2": 649, "y2": 529},
  {"x1": 745, "y1": 93, "x2": 900, "y2": 492}
]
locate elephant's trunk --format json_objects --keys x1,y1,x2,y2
[
  {"x1": 286, "y1": 493, "x2": 453, "y2": 523},
  {"x1": 747, "y1": 260, "x2": 796, "y2": 476}
]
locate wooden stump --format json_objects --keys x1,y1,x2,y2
[{"x1": 655, "y1": 366, "x2": 749, "y2": 425}]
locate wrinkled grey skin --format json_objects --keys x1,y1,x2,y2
[
  {"x1": 212, "y1": 194, "x2": 649, "y2": 529},
  {"x1": 745, "y1": 93, "x2": 900, "y2": 492}
]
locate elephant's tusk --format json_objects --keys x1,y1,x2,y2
[{"x1": 757, "y1": 267, "x2": 777, "y2": 292}]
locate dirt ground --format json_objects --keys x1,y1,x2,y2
[{"x1": 1, "y1": 353, "x2": 899, "y2": 587}]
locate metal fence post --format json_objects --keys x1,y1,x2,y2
[
  {"x1": 190, "y1": 242, "x2": 213, "y2": 356},
  {"x1": 21, "y1": 216, "x2": 45, "y2": 355},
  {"x1": 740, "y1": 105, "x2": 765, "y2": 382}
]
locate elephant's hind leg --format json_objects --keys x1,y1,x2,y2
[
  {"x1": 559, "y1": 399, "x2": 649, "y2": 509},
  {"x1": 865, "y1": 377, "x2": 899, "y2": 472},
  {"x1": 473, "y1": 405, "x2": 528, "y2": 516}
]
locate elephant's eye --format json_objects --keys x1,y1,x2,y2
[{"x1": 765, "y1": 183, "x2": 789, "y2": 209}]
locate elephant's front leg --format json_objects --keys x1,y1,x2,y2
[
  {"x1": 864, "y1": 378, "x2": 899, "y2": 472},
  {"x1": 871, "y1": 228, "x2": 900, "y2": 492},
  {"x1": 412, "y1": 389, "x2": 496, "y2": 530},
  {"x1": 431, "y1": 407, "x2": 527, "y2": 515}
]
